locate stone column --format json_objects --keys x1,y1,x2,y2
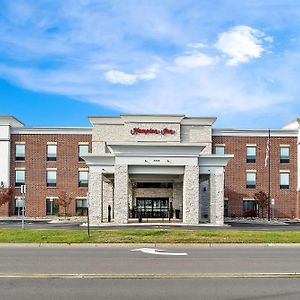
[
  {"x1": 209, "y1": 168, "x2": 225, "y2": 225},
  {"x1": 88, "y1": 171, "x2": 103, "y2": 226},
  {"x1": 183, "y1": 165, "x2": 200, "y2": 225},
  {"x1": 114, "y1": 165, "x2": 129, "y2": 224}
]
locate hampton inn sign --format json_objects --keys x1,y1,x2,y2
[{"x1": 130, "y1": 127, "x2": 176, "y2": 135}]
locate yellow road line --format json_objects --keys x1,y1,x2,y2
[{"x1": 0, "y1": 273, "x2": 299, "y2": 279}]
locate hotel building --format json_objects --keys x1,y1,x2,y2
[{"x1": 0, "y1": 115, "x2": 299, "y2": 225}]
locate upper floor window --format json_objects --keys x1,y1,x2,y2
[
  {"x1": 47, "y1": 144, "x2": 57, "y2": 162},
  {"x1": 246, "y1": 172, "x2": 256, "y2": 189},
  {"x1": 215, "y1": 146, "x2": 225, "y2": 155},
  {"x1": 47, "y1": 170, "x2": 57, "y2": 187},
  {"x1": 16, "y1": 144, "x2": 25, "y2": 161},
  {"x1": 78, "y1": 171, "x2": 89, "y2": 187},
  {"x1": 246, "y1": 146, "x2": 256, "y2": 163},
  {"x1": 15, "y1": 170, "x2": 25, "y2": 187},
  {"x1": 280, "y1": 172, "x2": 290, "y2": 189},
  {"x1": 79, "y1": 144, "x2": 89, "y2": 162},
  {"x1": 280, "y1": 146, "x2": 290, "y2": 163}
]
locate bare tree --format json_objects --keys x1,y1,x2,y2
[
  {"x1": 254, "y1": 191, "x2": 268, "y2": 218},
  {"x1": 55, "y1": 191, "x2": 73, "y2": 219},
  {"x1": 0, "y1": 186, "x2": 14, "y2": 208}
]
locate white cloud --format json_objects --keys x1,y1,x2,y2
[
  {"x1": 187, "y1": 42, "x2": 207, "y2": 49},
  {"x1": 104, "y1": 70, "x2": 137, "y2": 85},
  {"x1": 175, "y1": 52, "x2": 217, "y2": 68},
  {"x1": 215, "y1": 25, "x2": 272, "y2": 65},
  {"x1": 104, "y1": 63, "x2": 160, "y2": 85}
]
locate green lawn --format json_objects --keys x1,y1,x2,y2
[{"x1": 0, "y1": 229, "x2": 299, "y2": 243}]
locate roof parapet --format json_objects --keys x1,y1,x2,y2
[{"x1": 0, "y1": 116, "x2": 24, "y2": 127}]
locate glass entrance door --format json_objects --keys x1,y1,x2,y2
[{"x1": 136, "y1": 198, "x2": 169, "y2": 218}]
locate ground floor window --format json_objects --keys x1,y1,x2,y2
[
  {"x1": 46, "y1": 198, "x2": 59, "y2": 216},
  {"x1": 224, "y1": 199, "x2": 229, "y2": 217},
  {"x1": 243, "y1": 200, "x2": 258, "y2": 217},
  {"x1": 76, "y1": 198, "x2": 88, "y2": 216},
  {"x1": 136, "y1": 198, "x2": 169, "y2": 218},
  {"x1": 14, "y1": 197, "x2": 24, "y2": 216}
]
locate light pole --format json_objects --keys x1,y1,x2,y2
[
  {"x1": 87, "y1": 192, "x2": 90, "y2": 237},
  {"x1": 21, "y1": 184, "x2": 26, "y2": 229}
]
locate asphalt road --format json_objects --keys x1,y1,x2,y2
[
  {"x1": 1, "y1": 278, "x2": 300, "y2": 300},
  {"x1": 0, "y1": 245, "x2": 300, "y2": 274},
  {"x1": 1, "y1": 245, "x2": 299, "y2": 300}
]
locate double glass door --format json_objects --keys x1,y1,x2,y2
[{"x1": 136, "y1": 198, "x2": 169, "y2": 218}]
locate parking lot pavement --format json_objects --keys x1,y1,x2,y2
[{"x1": 0, "y1": 219, "x2": 300, "y2": 231}]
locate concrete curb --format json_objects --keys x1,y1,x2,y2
[{"x1": 0, "y1": 273, "x2": 299, "y2": 279}]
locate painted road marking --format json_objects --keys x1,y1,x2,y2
[
  {"x1": 0, "y1": 273, "x2": 300, "y2": 279},
  {"x1": 131, "y1": 248, "x2": 188, "y2": 256}
]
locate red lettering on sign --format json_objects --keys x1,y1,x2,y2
[{"x1": 130, "y1": 127, "x2": 175, "y2": 135}]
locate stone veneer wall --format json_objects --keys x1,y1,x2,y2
[
  {"x1": 181, "y1": 125, "x2": 212, "y2": 154},
  {"x1": 209, "y1": 169, "x2": 224, "y2": 225},
  {"x1": 183, "y1": 165, "x2": 200, "y2": 224},
  {"x1": 114, "y1": 165, "x2": 129, "y2": 224},
  {"x1": 88, "y1": 171, "x2": 103, "y2": 225}
]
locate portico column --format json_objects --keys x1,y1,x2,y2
[
  {"x1": 209, "y1": 168, "x2": 224, "y2": 225},
  {"x1": 88, "y1": 171, "x2": 103, "y2": 226},
  {"x1": 183, "y1": 165, "x2": 200, "y2": 224},
  {"x1": 297, "y1": 141, "x2": 300, "y2": 218},
  {"x1": 114, "y1": 164, "x2": 129, "y2": 224}
]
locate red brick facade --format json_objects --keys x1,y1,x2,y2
[
  {"x1": 1, "y1": 128, "x2": 299, "y2": 219},
  {"x1": 8, "y1": 134, "x2": 92, "y2": 217},
  {"x1": 213, "y1": 135, "x2": 299, "y2": 218}
]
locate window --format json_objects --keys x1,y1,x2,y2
[
  {"x1": 280, "y1": 172, "x2": 290, "y2": 189},
  {"x1": 78, "y1": 171, "x2": 88, "y2": 187},
  {"x1": 280, "y1": 147, "x2": 290, "y2": 163},
  {"x1": 47, "y1": 170, "x2": 57, "y2": 187},
  {"x1": 224, "y1": 199, "x2": 229, "y2": 217},
  {"x1": 76, "y1": 198, "x2": 88, "y2": 216},
  {"x1": 243, "y1": 200, "x2": 258, "y2": 212},
  {"x1": 246, "y1": 172, "x2": 256, "y2": 189},
  {"x1": 15, "y1": 170, "x2": 25, "y2": 187},
  {"x1": 215, "y1": 146, "x2": 225, "y2": 155},
  {"x1": 47, "y1": 144, "x2": 57, "y2": 161},
  {"x1": 15, "y1": 197, "x2": 25, "y2": 216},
  {"x1": 79, "y1": 144, "x2": 89, "y2": 162},
  {"x1": 246, "y1": 146, "x2": 256, "y2": 163},
  {"x1": 15, "y1": 144, "x2": 25, "y2": 161},
  {"x1": 46, "y1": 198, "x2": 59, "y2": 215}
]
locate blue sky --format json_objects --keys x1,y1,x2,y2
[{"x1": 1, "y1": 0, "x2": 300, "y2": 128}]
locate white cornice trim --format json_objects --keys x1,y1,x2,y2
[
  {"x1": 107, "y1": 143, "x2": 206, "y2": 156},
  {"x1": 213, "y1": 129, "x2": 297, "y2": 137},
  {"x1": 181, "y1": 117, "x2": 216, "y2": 126},
  {"x1": 81, "y1": 154, "x2": 115, "y2": 166},
  {"x1": 121, "y1": 114, "x2": 185, "y2": 124},
  {"x1": 11, "y1": 127, "x2": 92, "y2": 135},
  {"x1": 198, "y1": 154, "x2": 234, "y2": 167}
]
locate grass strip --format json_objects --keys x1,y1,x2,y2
[{"x1": 0, "y1": 229, "x2": 300, "y2": 244}]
